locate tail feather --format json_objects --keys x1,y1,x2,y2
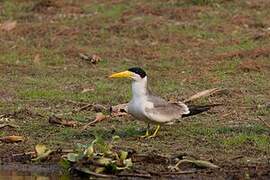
[{"x1": 182, "y1": 104, "x2": 222, "y2": 118}]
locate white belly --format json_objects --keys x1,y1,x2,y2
[{"x1": 127, "y1": 98, "x2": 153, "y2": 122}]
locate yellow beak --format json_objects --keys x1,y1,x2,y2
[{"x1": 109, "y1": 71, "x2": 133, "y2": 78}]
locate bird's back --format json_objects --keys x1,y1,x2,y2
[{"x1": 144, "y1": 94, "x2": 190, "y2": 123}]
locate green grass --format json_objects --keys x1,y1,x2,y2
[
  {"x1": 191, "y1": 0, "x2": 216, "y2": 5},
  {"x1": 1, "y1": 1, "x2": 29, "y2": 20},
  {"x1": 19, "y1": 89, "x2": 67, "y2": 101},
  {"x1": 223, "y1": 134, "x2": 269, "y2": 151},
  {"x1": 82, "y1": 3, "x2": 130, "y2": 21},
  {"x1": 178, "y1": 122, "x2": 270, "y2": 152}
]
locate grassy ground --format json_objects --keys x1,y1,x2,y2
[{"x1": 0, "y1": 0, "x2": 269, "y2": 177}]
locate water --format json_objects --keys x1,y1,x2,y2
[
  {"x1": 0, "y1": 163, "x2": 69, "y2": 180},
  {"x1": 0, "y1": 170, "x2": 61, "y2": 180}
]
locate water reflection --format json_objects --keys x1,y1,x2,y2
[{"x1": 0, "y1": 170, "x2": 68, "y2": 180}]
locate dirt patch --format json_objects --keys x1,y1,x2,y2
[
  {"x1": 215, "y1": 47, "x2": 270, "y2": 61},
  {"x1": 231, "y1": 14, "x2": 267, "y2": 29},
  {"x1": 0, "y1": 90, "x2": 14, "y2": 102},
  {"x1": 238, "y1": 59, "x2": 264, "y2": 72},
  {"x1": 31, "y1": 0, "x2": 60, "y2": 14},
  {"x1": 246, "y1": 0, "x2": 270, "y2": 9},
  {"x1": 31, "y1": 0, "x2": 83, "y2": 14},
  {"x1": 128, "y1": 4, "x2": 206, "y2": 21},
  {"x1": 2, "y1": 108, "x2": 43, "y2": 121}
]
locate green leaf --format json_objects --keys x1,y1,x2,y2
[
  {"x1": 35, "y1": 144, "x2": 47, "y2": 156},
  {"x1": 84, "y1": 145, "x2": 94, "y2": 157},
  {"x1": 75, "y1": 143, "x2": 87, "y2": 152},
  {"x1": 84, "y1": 139, "x2": 97, "y2": 157},
  {"x1": 59, "y1": 158, "x2": 71, "y2": 171},
  {"x1": 105, "y1": 163, "x2": 117, "y2": 174},
  {"x1": 119, "y1": 150, "x2": 128, "y2": 161},
  {"x1": 123, "y1": 158, "x2": 133, "y2": 168},
  {"x1": 32, "y1": 144, "x2": 52, "y2": 161},
  {"x1": 96, "y1": 157, "x2": 112, "y2": 166},
  {"x1": 117, "y1": 158, "x2": 133, "y2": 170},
  {"x1": 67, "y1": 153, "x2": 79, "y2": 162},
  {"x1": 95, "y1": 167, "x2": 105, "y2": 173},
  {"x1": 112, "y1": 135, "x2": 120, "y2": 142}
]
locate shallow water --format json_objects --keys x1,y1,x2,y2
[
  {"x1": 0, "y1": 170, "x2": 62, "y2": 180},
  {"x1": 0, "y1": 163, "x2": 69, "y2": 180}
]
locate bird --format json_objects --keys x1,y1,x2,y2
[{"x1": 109, "y1": 67, "x2": 219, "y2": 138}]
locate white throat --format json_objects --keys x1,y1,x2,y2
[{"x1": 131, "y1": 77, "x2": 148, "y2": 99}]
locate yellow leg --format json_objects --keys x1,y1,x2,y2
[
  {"x1": 140, "y1": 123, "x2": 150, "y2": 138},
  {"x1": 140, "y1": 129, "x2": 149, "y2": 138},
  {"x1": 147, "y1": 125, "x2": 160, "y2": 139}
]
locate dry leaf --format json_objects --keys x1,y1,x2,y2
[
  {"x1": 90, "y1": 54, "x2": 101, "y2": 64},
  {"x1": 95, "y1": 112, "x2": 107, "y2": 121},
  {"x1": 79, "y1": 53, "x2": 101, "y2": 64},
  {"x1": 48, "y1": 115, "x2": 79, "y2": 127},
  {"x1": 33, "y1": 54, "x2": 41, "y2": 65},
  {"x1": 81, "y1": 113, "x2": 107, "y2": 131},
  {"x1": 81, "y1": 88, "x2": 94, "y2": 93},
  {"x1": 110, "y1": 103, "x2": 128, "y2": 117},
  {"x1": 184, "y1": 88, "x2": 220, "y2": 103},
  {"x1": 0, "y1": 135, "x2": 24, "y2": 143},
  {"x1": 0, "y1": 21, "x2": 17, "y2": 31}
]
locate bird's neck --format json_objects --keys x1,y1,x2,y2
[{"x1": 131, "y1": 77, "x2": 148, "y2": 99}]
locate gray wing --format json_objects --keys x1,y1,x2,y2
[{"x1": 145, "y1": 95, "x2": 190, "y2": 123}]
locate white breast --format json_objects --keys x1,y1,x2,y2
[
  {"x1": 128, "y1": 97, "x2": 153, "y2": 121},
  {"x1": 127, "y1": 77, "x2": 154, "y2": 121}
]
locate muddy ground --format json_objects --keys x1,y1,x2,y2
[{"x1": 0, "y1": 0, "x2": 269, "y2": 178}]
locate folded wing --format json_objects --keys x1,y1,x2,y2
[{"x1": 145, "y1": 95, "x2": 189, "y2": 123}]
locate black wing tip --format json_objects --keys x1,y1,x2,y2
[{"x1": 182, "y1": 103, "x2": 222, "y2": 118}]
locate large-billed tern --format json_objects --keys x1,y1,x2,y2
[{"x1": 110, "y1": 67, "x2": 217, "y2": 138}]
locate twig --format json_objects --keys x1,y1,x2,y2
[
  {"x1": 74, "y1": 167, "x2": 115, "y2": 178},
  {"x1": 118, "y1": 173, "x2": 151, "y2": 178},
  {"x1": 168, "y1": 159, "x2": 219, "y2": 172},
  {"x1": 61, "y1": 149, "x2": 74, "y2": 153},
  {"x1": 12, "y1": 149, "x2": 73, "y2": 157},
  {"x1": 80, "y1": 119, "x2": 98, "y2": 131},
  {"x1": 159, "y1": 170, "x2": 199, "y2": 175},
  {"x1": 72, "y1": 103, "x2": 93, "y2": 113},
  {"x1": 257, "y1": 116, "x2": 270, "y2": 129},
  {"x1": 0, "y1": 124, "x2": 19, "y2": 129},
  {"x1": 81, "y1": 113, "x2": 108, "y2": 131},
  {"x1": 12, "y1": 151, "x2": 35, "y2": 157},
  {"x1": 184, "y1": 88, "x2": 222, "y2": 103},
  {"x1": 86, "y1": 171, "x2": 115, "y2": 178},
  {"x1": 230, "y1": 155, "x2": 244, "y2": 161}
]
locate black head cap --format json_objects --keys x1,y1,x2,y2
[{"x1": 128, "y1": 67, "x2": 147, "y2": 78}]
